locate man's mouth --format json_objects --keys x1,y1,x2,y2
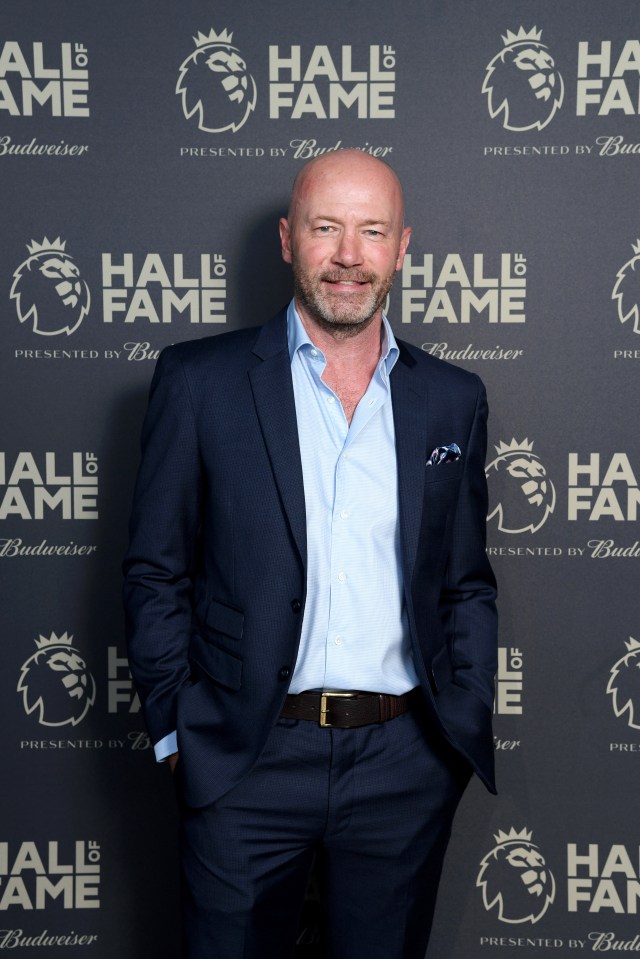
[{"x1": 321, "y1": 272, "x2": 374, "y2": 289}]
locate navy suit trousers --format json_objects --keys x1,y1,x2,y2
[{"x1": 176, "y1": 703, "x2": 471, "y2": 959}]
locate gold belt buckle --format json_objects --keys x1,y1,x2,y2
[{"x1": 319, "y1": 691, "x2": 356, "y2": 727}]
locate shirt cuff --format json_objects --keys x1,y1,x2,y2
[{"x1": 154, "y1": 731, "x2": 178, "y2": 762}]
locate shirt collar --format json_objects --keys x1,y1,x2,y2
[{"x1": 286, "y1": 298, "x2": 399, "y2": 374}]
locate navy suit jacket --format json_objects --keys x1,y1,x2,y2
[{"x1": 124, "y1": 310, "x2": 498, "y2": 808}]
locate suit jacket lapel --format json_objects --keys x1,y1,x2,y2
[
  {"x1": 248, "y1": 312, "x2": 307, "y2": 565},
  {"x1": 247, "y1": 319, "x2": 429, "y2": 577},
  {"x1": 391, "y1": 343, "x2": 430, "y2": 581}
]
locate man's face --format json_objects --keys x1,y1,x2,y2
[{"x1": 280, "y1": 155, "x2": 411, "y2": 335}]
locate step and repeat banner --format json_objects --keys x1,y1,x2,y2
[{"x1": 1, "y1": 1, "x2": 639, "y2": 956}]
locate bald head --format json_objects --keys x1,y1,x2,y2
[{"x1": 287, "y1": 149, "x2": 406, "y2": 229}]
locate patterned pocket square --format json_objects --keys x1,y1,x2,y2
[{"x1": 426, "y1": 443, "x2": 461, "y2": 466}]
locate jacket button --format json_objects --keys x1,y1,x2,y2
[
  {"x1": 278, "y1": 666, "x2": 291, "y2": 681},
  {"x1": 290, "y1": 599, "x2": 302, "y2": 613}
]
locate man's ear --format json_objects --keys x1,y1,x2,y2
[
  {"x1": 395, "y1": 226, "x2": 411, "y2": 271},
  {"x1": 279, "y1": 218, "x2": 293, "y2": 264}
]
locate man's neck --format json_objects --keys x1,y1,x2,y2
[
  {"x1": 295, "y1": 304, "x2": 385, "y2": 425},
  {"x1": 295, "y1": 303, "x2": 384, "y2": 372}
]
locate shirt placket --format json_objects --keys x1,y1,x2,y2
[{"x1": 324, "y1": 363, "x2": 388, "y2": 686}]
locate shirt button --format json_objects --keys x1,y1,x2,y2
[
  {"x1": 340, "y1": 510, "x2": 349, "y2": 520},
  {"x1": 310, "y1": 348, "x2": 318, "y2": 357},
  {"x1": 338, "y1": 571, "x2": 346, "y2": 583},
  {"x1": 278, "y1": 666, "x2": 291, "y2": 681},
  {"x1": 334, "y1": 636, "x2": 343, "y2": 646},
  {"x1": 327, "y1": 396, "x2": 335, "y2": 404},
  {"x1": 290, "y1": 599, "x2": 302, "y2": 613}
]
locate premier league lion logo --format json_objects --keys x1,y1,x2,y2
[
  {"x1": 477, "y1": 828, "x2": 556, "y2": 924},
  {"x1": 482, "y1": 27, "x2": 564, "y2": 132},
  {"x1": 486, "y1": 438, "x2": 556, "y2": 534},
  {"x1": 17, "y1": 632, "x2": 96, "y2": 727},
  {"x1": 176, "y1": 27, "x2": 257, "y2": 133},
  {"x1": 10, "y1": 238, "x2": 91, "y2": 336},
  {"x1": 612, "y1": 241, "x2": 640, "y2": 335},
  {"x1": 607, "y1": 637, "x2": 640, "y2": 730}
]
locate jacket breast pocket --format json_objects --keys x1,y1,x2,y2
[{"x1": 423, "y1": 459, "x2": 464, "y2": 485}]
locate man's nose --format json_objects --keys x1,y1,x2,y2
[{"x1": 332, "y1": 231, "x2": 363, "y2": 267}]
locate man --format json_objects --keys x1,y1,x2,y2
[{"x1": 124, "y1": 150, "x2": 497, "y2": 959}]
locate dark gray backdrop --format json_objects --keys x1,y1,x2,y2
[{"x1": 1, "y1": 1, "x2": 639, "y2": 955}]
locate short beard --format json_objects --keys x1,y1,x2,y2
[{"x1": 291, "y1": 260, "x2": 395, "y2": 339}]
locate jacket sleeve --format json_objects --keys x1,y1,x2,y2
[
  {"x1": 122, "y1": 346, "x2": 203, "y2": 745},
  {"x1": 439, "y1": 377, "x2": 498, "y2": 712}
]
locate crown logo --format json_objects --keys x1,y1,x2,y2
[
  {"x1": 501, "y1": 27, "x2": 544, "y2": 48},
  {"x1": 26, "y1": 237, "x2": 67, "y2": 257},
  {"x1": 624, "y1": 637, "x2": 640, "y2": 652},
  {"x1": 193, "y1": 28, "x2": 233, "y2": 48},
  {"x1": 628, "y1": 240, "x2": 640, "y2": 257},
  {"x1": 34, "y1": 631, "x2": 74, "y2": 651},
  {"x1": 494, "y1": 438, "x2": 535, "y2": 456},
  {"x1": 494, "y1": 827, "x2": 534, "y2": 846}
]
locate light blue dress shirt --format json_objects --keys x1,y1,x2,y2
[
  {"x1": 287, "y1": 300, "x2": 418, "y2": 694},
  {"x1": 154, "y1": 301, "x2": 417, "y2": 760}
]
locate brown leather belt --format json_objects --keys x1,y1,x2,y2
[{"x1": 280, "y1": 687, "x2": 422, "y2": 728}]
